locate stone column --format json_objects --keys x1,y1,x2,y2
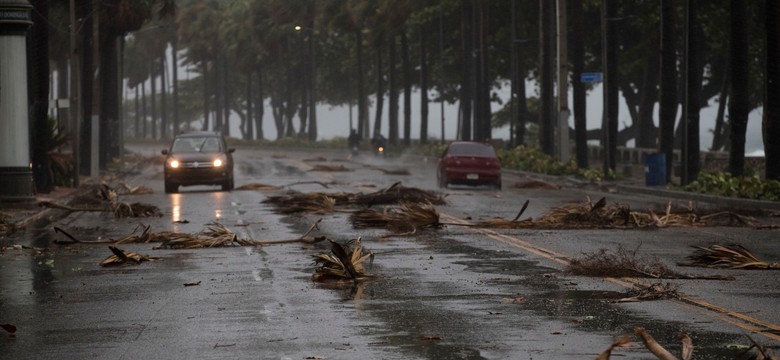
[{"x1": 0, "y1": 0, "x2": 34, "y2": 203}]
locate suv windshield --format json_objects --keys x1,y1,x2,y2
[{"x1": 171, "y1": 136, "x2": 221, "y2": 153}]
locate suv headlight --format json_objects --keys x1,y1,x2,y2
[
  {"x1": 213, "y1": 158, "x2": 223, "y2": 167},
  {"x1": 169, "y1": 159, "x2": 180, "y2": 168}
]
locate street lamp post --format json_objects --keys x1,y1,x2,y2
[{"x1": 0, "y1": 0, "x2": 35, "y2": 203}]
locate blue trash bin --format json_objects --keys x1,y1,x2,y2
[{"x1": 645, "y1": 153, "x2": 666, "y2": 186}]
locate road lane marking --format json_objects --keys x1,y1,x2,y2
[{"x1": 440, "y1": 212, "x2": 780, "y2": 342}]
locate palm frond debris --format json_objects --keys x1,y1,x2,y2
[
  {"x1": 565, "y1": 246, "x2": 732, "y2": 280},
  {"x1": 311, "y1": 237, "x2": 377, "y2": 283},
  {"x1": 99, "y1": 246, "x2": 160, "y2": 266},
  {"x1": 678, "y1": 244, "x2": 779, "y2": 269},
  {"x1": 349, "y1": 201, "x2": 440, "y2": 232}
]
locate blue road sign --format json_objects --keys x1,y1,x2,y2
[{"x1": 580, "y1": 72, "x2": 603, "y2": 83}]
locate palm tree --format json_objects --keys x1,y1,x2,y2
[
  {"x1": 728, "y1": 0, "x2": 749, "y2": 176},
  {"x1": 30, "y1": 0, "x2": 52, "y2": 192},
  {"x1": 765, "y1": 0, "x2": 780, "y2": 180},
  {"x1": 659, "y1": 0, "x2": 677, "y2": 184}
]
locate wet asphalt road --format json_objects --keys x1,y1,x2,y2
[{"x1": 1, "y1": 145, "x2": 778, "y2": 359}]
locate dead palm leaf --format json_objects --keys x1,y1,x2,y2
[
  {"x1": 634, "y1": 327, "x2": 679, "y2": 360},
  {"x1": 312, "y1": 237, "x2": 376, "y2": 283},
  {"x1": 99, "y1": 246, "x2": 160, "y2": 266},
  {"x1": 679, "y1": 244, "x2": 779, "y2": 269},
  {"x1": 595, "y1": 335, "x2": 632, "y2": 360}
]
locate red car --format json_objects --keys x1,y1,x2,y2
[{"x1": 437, "y1": 141, "x2": 502, "y2": 190}]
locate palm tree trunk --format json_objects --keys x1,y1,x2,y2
[
  {"x1": 389, "y1": 35, "x2": 399, "y2": 145},
  {"x1": 765, "y1": 0, "x2": 780, "y2": 180},
  {"x1": 172, "y1": 39, "x2": 180, "y2": 136},
  {"x1": 728, "y1": 0, "x2": 749, "y2": 176},
  {"x1": 402, "y1": 32, "x2": 412, "y2": 146},
  {"x1": 419, "y1": 26, "x2": 429, "y2": 144},
  {"x1": 659, "y1": 0, "x2": 678, "y2": 184},
  {"x1": 571, "y1": 0, "x2": 587, "y2": 167},
  {"x1": 159, "y1": 55, "x2": 168, "y2": 140},
  {"x1": 374, "y1": 43, "x2": 385, "y2": 138},
  {"x1": 459, "y1": 0, "x2": 472, "y2": 141},
  {"x1": 201, "y1": 60, "x2": 210, "y2": 131},
  {"x1": 30, "y1": 0, "x2": 52, "y2": 192},
  {"x1": 603, "y1": 0, "x2": 619, "y2": 175},
  {"x1": 255, "y1": 65, "x2": 265, "y2": 140},
  {"x1": 683, "y1": 0, "x2": 702, "y2": 184},
  {"x1": 539, "y1": 0, "x2": 555, "y2": 155}
]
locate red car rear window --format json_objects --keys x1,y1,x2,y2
[{"x1": 447, "y1": 143, "x2": 496, "y2": 157}]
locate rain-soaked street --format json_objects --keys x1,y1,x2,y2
[{"x1": 1, "y1": 145, "x2": 779, "y2": 359}]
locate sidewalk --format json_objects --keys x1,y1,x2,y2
[{"x1": 0, "y1": 186, "x2": 81, "y2": 238}]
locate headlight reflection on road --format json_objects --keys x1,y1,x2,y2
[{"x1": 171, "y1": 193, "x2": 182, "y2": 226}]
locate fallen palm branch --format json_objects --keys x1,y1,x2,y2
[
  {"x1": 349, "y1": 201, "x2": 441, "y2": 232},
  {"x1": 678, "y1": 244, "x2": 779, "y2": 269},
  {"x1": 613, "y1": 282, "x2": 680, "y2": 303},
  {"x1": 118, "y1": 182, "x2": 153, "y2": 195},
  {"x1": 565, "y1": 246, "x2": 733, "y2": 280},
  {"x1": 39, "y1": 183, "x2": 161, "y2": 218},
  {"x1": 234, "y1": 183, "x2": 282, "y2": 191},
  {"x1": 99, "y1": 246, "x2": 160, "y2": 266},
  {"x1": 262, "y1": 193, "x2": 340, "y2": 214},
  {"x1": 467, "y1": 198, "x2": 762, "y2": 229},
  {"x1": 352, "y1": 181, "x2": 446, "y2": 206},
  {"x1": 470, "y1": 200, "x2": 533, "y2": 228},
  {"x1": 303, "y1": 156, "x2": 328, "y2": 162},
  {"x1": 154, "y1": 220, "x2": 325, "y2": 249},
  {"x1": 309, "y1": 164, "x2": 350, "y2": 172},
  {"x1": 311, "y1": 238, "x2": 377, "y2": 283}
]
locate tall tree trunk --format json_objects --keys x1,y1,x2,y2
[
  {"x1": 78, "y1": 0, "x2": 93, "y2": 176},
  {"x1": 388, "y1": 35, "x2": 399, "y2": 145},
  {"x1": 99, "y1": 35, "x2": 119, "y2": 169},
  {"x1": 728, "y1": 0, "x2": 749, "y2": 176},
  {"x1": 284, "y1": 47, "x2": 296, "y2": 137},
  {"x1": 29, "y1": 0, "x2": 52, "y2": 192},
  {"x1": 307, "y1": 21, "x2": 317, "y2": 142},
  {"x1": 659, "y1": 0, "x2": 677, "y2": 184},
  {"x1": 419, "y1": 26, "x2": 429, "y2": 145},
  {"x1": 764, "y1": 0, "x2": 780, "y2": 180},
  {"x1": 635, "y1": 36, "x2": 660, "y2": 149},
  {"x1": 134, "y1": 87, "x2": 140, "y2": 138},
  {"x1": 298, "y1": 33, "x2": 308, "y2": 138},
  {"x1": 539, "y1": 0, "x2": 555, "y2": 155},
  {"x1": 602, "y1": 0, "x2": 619, "y2": 174},
  {"x1": 710, "y1": 69, "x2": 729, "y2": 151},
  {"x1": 222, "y1": 55, "x2": 230, "y2": 137},
  {"x1": 475, "y1": 1, "x2": 491, "y2": 142},
  {"x1": 172, "y1": 38, "x2": 180, "y2": 136},
  {"x1": 214, "y1": 57, "x2": 223, "y2": 133},
  {"x1": 570, "y1": 0, "x2": 586, "y2": 167},
  {"x1": 683, "y1": 1, "x2": 702, "y2": 184},
  {"x1": 201, "y1": 60, "x2": 210, "y2": 131},
  {"x1": 255, "y1": 65, "x2": 265, "y2": 140},
  {"x1": 356, "y1": 31, "x2": 367, "y2": 139},
  {"x1": 245, "y1": 72, "x2": 253, "y2": 140},
  {"x1": 374, "y1": 43, "x2": 384, "y2": 137},
  {"x1": 459, "y1": 0, "x2": 472, "y2": 141},
  {"x1": 141, "y1": 81, "x2": 147, "y2": 138},
  {"x1": 402, "y1": 32, "x2": 412, "y2": 146},
  {"x1": 159, "y1": 54, "x2": 168, "y2": 140},
  {"x1": 150, "y1": 60, "x2": 158, "y2": 140}
]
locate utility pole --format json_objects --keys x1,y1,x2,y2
[{"x1": 556, "y1": 0, "x2": 570, "y2": 162}]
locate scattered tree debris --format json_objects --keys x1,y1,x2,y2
[
  {"x1": 99, "y1": 246, "x2": 160, "y2": 266},
  {"x1": 353, "y1": 182, "x2": 446, "y2": 206},
  {"x1": 470, "y1": 200, "x2": 533, "y2": 228},
  {"x1": 311, "y1": 237, "x2": 376, "y2": 283},
  {"x1": 614, "y1": 282, "x2": 680, "y2": 303},
  {"x1": 303, "y1": 156, "x2": 328, "y2": 162},
  {"x1": 565, "y1": 246, "x2": 733, "y2": 280},
  {"x1": 678, "y1": 244, "x2": 779, "y2": 269},
  {"x1": 349, "y1": 201, "x2": 441, "y2": 232},
  {"x1": 363, "y1": 164, "x2": 411, "y2": 175},
  {"x1": 154, "y1": 220, "x2": 325, "y2": 249},
  {"x1": 309, "y1": 164, "x2": 350, "y2": 172},
  {"x1": 234, "y1": 183, "x2": 282, "y2": 191},
  {"x1": 39, "y1": 182, "x2": 161, "y2": 218},
  {"x1": 263, "y1": 193, "x2": 339, "y2": 214},
  {"x1": 466, "y1": 197, "x2": 763, "y2": 229},
  {"x1": 183, "y1": 281, "x2": 201, "y2": 287},
  {"x1": 118, "y1": 182, "x2": 153, "y2": 195}
]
